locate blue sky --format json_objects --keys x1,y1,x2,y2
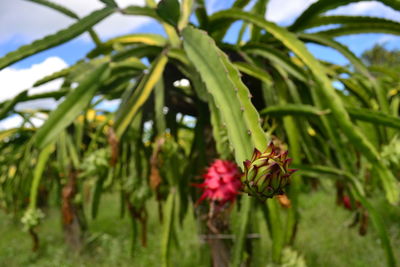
[{"x1": 0, "y1": 0, "x2": 399, "y2": 128}]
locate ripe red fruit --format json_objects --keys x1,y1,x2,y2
[
  {"x1": 342, "y1": 195, "x2": 353, "y2": 210},
  {"x1": 196, "y1": 160, "x2": 242, "y2": 204}
]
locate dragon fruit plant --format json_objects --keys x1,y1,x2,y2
[{"x1": 0, "y1": 0, "x2": 398, "y2": 265}]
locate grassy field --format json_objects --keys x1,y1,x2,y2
[{"x1": 1, "y1": 183, "x2": 399, "y2": 267}]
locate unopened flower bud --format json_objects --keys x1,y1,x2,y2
[{"x1": 242, "y1": 142, "x2": 296, "y2": 201}]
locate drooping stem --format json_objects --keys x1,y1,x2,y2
[
  {"x1": 61, "y1": 169, "x2": 85, "y2": 252},
  {"x1": 29, "y1": 228, "x2": 39, "y2": 252}
]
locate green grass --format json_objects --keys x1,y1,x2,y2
[
  {"x1": 0, "y1": 195, "x2": 210, "y2": 267},
  {"x1": 0, "y1": 186, "x2": 399, "y2": 266},
  {"x1": 295, "y1": 186, "x2": 400, "y2": 267}
]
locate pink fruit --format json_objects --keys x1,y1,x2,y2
[
  {"x1": 196, "y1": 160, "x2": 242, "y2": 204},
  {"x1": 342, "y1": 195, "x2": 361, "y2": 210},
  {"x1": 342, "y1": 195, "x2": 353, "y2": 210}
]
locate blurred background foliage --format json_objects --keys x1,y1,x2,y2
[{"x1": 0, "y1": 0, "x2": 399, "y2": 266}]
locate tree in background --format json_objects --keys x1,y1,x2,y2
[{"x1": 362, "y1": 43, "x2": 400, "y2": 68}]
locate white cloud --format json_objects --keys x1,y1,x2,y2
[
  {"x1": 0, "y1": 56, "x2": 67, "y2": 121},
  {"x1": 0, "y1": 1, "x2": 72, "y2": 44},
  {"x1": 266, "y1": 0, "x2": 317, "y2": 25},
  {"x1": 2, "y1": 0, "x2": 400, "y2": 47},
  {"x1": 0, "y1": 114, "x2": 45, "y2": 130},
  {"x1": 327, "y1": 1, "x2": 400, "y2": 22},
  {"x1": 266, "y1": 0, "x2": 400, "y2": 25},
  {"x1": 0, "y1": 0, "x2": 150, "y2": 45},
  {"x1": 0, "y1": 56, "x2": 67, "y2": 102},
  {"x1": 85, "y1": 0, "x2": 151, "y2": 41},
  {"x1": 15, "y1": 99, "x2": 60, "y2": 111},
  {"x1": 0, "y1": 116, "x2": 23, "y2": 130}
]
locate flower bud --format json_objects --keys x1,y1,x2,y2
[{"x1": 242, "y1": 142, "x2": 296, "y2": 200}]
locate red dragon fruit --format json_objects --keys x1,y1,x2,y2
[
  {"x1": 342, "y1": 195, "x2": 353, "y2": 210},
  {"x1": 196, "y1": 159, "x2": 242, "y2": 204},
  {"x1": 342, "y1": 195, "x2": 361, "y2": 211}
]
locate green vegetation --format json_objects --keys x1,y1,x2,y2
[
  {"x1": 0, "y1": 195, "x2": 209, "y2": 267},
  {"x1": 1, "y1": 184, "x2": 399, "y2": 266},
  {"x1": 362, "y1": 44, "x2": 400, "y2": 68},
  {"x1": 0, "y1": 0, "x2": 399, "y2": 266}
]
